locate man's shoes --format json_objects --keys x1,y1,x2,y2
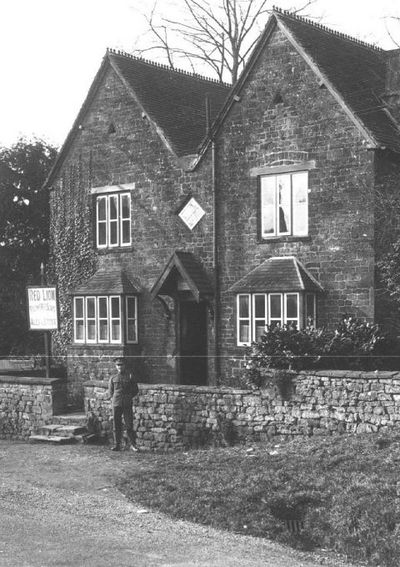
[
  {"x1": 130, "y1": 444, "x2": 138, "y2": 452},
  {"x1": 111, "y1": 445, "x2": 121, "y2": 452}
]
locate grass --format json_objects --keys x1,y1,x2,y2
[{"x1": 118, "y1": 433, "x2": 400, "y2": 567}]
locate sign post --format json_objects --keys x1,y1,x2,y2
[{"x1": 27, "y1": 264, "x2": 58, "y2": 378}]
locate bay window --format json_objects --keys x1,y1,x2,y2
[
  {"x1": 237, "y1": 292, "x2": 315, "y2": 346},
  {"x1": 73, "y1": 295, "x2": 138, "y2": 344}
]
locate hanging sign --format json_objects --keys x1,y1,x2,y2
[{"x1": 27, "y1": 286, "x2": 59, "y2": 330}]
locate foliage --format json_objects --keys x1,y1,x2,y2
[
  {"x1": 245, "y1": 317, "x2": 396, "y2": 388},
  {"x1": 135, "y1": 0, "x2": 316, "y2": 83},
  {"x1": 0, "y1": 137, "x2": 57, "y2": 355},
  {"x1": 119, "y1": 433, "x2": 400, "y2": 566}
]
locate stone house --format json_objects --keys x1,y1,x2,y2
[{"x1": 45, "y1": 8, "x2": 400, "y2": 408}]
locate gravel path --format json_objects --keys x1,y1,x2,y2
[{"x1": 0, "y1": 441, "x2": 353, "y2": 567}]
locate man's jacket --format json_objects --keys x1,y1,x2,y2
[{"x1": 108, "y1": 372, "x2": 139, "y2": 407}]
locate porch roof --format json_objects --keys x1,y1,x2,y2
[{"x1": 150, "y1": 251, "x2": 213, "y2": 301}]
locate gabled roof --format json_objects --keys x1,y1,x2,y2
[
  {"x1": 108, "y1": 50, "x2": 230, "y2": 156},
  {"x1": 45, "y1": 51, "x2": 230, "y2": 187},
  {"x1": 228, "y1": 256, "x2": 324, "y2": 293},
  {"x1": 71, "y1": 269, "x2": 141, "y2": 295},
  {"x1": 202, "y1": 8, "x2": 400, "y2": 157},
  {"x1": 151, "y1": 251, "x2": 213, "y2": 301}
]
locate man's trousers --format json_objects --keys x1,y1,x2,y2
[{"x1": 112, "y1": 404, "x2": 136, "y2": 447}]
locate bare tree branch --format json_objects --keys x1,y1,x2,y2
[{"x1": 133, "y1": 0, "x2": 319, "y2": 83}]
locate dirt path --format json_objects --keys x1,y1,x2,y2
[{"x1": 0, "y1": 441, "x2": 351, "y2": 567}]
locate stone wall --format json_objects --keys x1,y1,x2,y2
[
  {"x1": 0, "y1": 376, "x2": 66, "y2": 439},
  {"x1": 84, "y1": 370, "x2": 400, "y2": 451}
]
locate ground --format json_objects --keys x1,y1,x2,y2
[{"x1": 0, "y1": 441, "x2": 354, "y2": 567}]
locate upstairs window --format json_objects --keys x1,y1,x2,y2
[
  {"x1": 96, "y1": 193, "x2": 131, "y2": 248},
  {"x1": 260, "y1": 171, "x2": 308, "y2": 238},
  {"x1": 73, "y1": 295, "x2": 138, "y2": 344}
]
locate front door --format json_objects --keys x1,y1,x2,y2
[{"x1": 178, "y1": 301, "x2": 207, "y2": 385}]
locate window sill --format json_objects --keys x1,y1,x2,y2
[
  {"x1": 96, "y1": 246, "x2": 134, "y2": 255},
  {"x1": 69, "y1": 344, "x2": 138, "y2": 349},
  {"x1": 258, "y1": 235, "x2": 311, "y2": 244}
]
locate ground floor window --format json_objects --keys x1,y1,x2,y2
[
  {"x1": 73, "y1": 295, "x2": 138, "y2": 344},
  {"x1": 236, "y1": 292, "x2": 316, "y2": 346}
]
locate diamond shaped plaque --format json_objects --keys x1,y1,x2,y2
[{"x1": 178, "y1": 197, "x2": 205, "y2": 230}]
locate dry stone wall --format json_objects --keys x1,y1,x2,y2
[
  {"x1": 84, "y1": 370, "x2": 400, "y2": 451},
  {"x1": 0, "y1": 376, "x2": 66, "y2": 439}
]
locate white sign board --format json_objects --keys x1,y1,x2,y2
[
  {"x1": 178, "y1": 197, "x2": 205, "y2": 230},
  {"x1": 27, "y1": 286, "x2": 58, "y2": 330}
]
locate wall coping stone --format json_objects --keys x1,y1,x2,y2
[
  {"x1": 83, "y1": 380, "x2": 253, "y2": 394},
  {"x1": 298, "y1": 370, "x2": 400, "y2": 379},
  {"x1": 0, "y1": 375, "x2": 64, "y2": 386}
]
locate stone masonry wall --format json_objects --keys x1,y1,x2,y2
[
  {"x1": 0, "y1": 376, "x2": 66, "y2": 439},
  {"x1": 84, "y1": 370, "x2": 400, "y2": 451}
]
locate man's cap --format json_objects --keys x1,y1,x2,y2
[{"x1": 114, "y1": 357, "x2": 126, "y2": 364}]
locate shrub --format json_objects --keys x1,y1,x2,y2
[{"x1": 245, "y1": 316, "x2": 397, "y2": 388}]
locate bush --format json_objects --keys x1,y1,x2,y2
[{"x1": 245, "y1": 316, "x2": 397, "y2": 388}]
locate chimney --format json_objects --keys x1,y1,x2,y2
[{"x1": 384, "y1": 49, "x2": 400, "y2": 122}]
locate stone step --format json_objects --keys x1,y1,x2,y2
[
  {"x1": 51, "y1": 412, "x2": 87, "y2": 426},
  {"x1": 29, "y1": 434, "x2": 78, "y2": 445},
  {"x1": 36, "y1": 424, "x2": 87, "y2": 438}
]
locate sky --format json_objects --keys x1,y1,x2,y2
[{"x1": 1, "y1": 0, "x2": 400, "y2": 150}]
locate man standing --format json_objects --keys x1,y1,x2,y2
[{"x1": 108, "y1": 357, "x2": 139, "y2": 452}]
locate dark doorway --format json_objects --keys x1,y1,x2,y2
[{"x1": 178, "y1": 301, "x2": 207, "y2": 385}]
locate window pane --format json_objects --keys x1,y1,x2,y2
[
  {"x1": 98, "y1": 297, "x2": 108, "y2": 318},
  {"x1": 110, "y1": 221, "x2": 118, "y2": 245},
  {"x1": 97, "y1": 197, "x2": 106, "y2": 221},
  {"x1": 75, "y1": 298, "x2": 83, "y2": 318},
  {"x1": 111, "y1": 322, "x2": 121, "y2": 341},
  {"x1": 306, "y1": 294, "x2": 315, "y2": 326},
  {"x1": 109, "y1": 196, "x2": 118, "y2": 220},
  {"x1": 293, "y1": 172, "x2": 308, "y2": 235},
  {"x1": 255, "y1": 321, "x2": 266, "y2": 341},
  {"x1": 98, "y1": 223, "x2": 107, "y2": 246},
  {"x1": 87, "y1": 321, "x2": 96, "y2": 340},
  {"x1": 126, "y1": 297, "x2": 136, "y2": 318},
  {"x1": 254, "y1": 294, "x2": 265, "y2": 318},
  {"x1": 261, "y1": 177, "x2": 275, "y2": 235},
  {"x1": 122, "y1": 219, "x2": 130, "y2": 244},
  {"x1": 111, "y1": 297, "x2": 120, "y2": 317},
  {"x1": 239, "y1": 295, "x2": 249, "y2": 318},
  {"x1": 99, "y1": 321, "x2": 108, "y2": 341},
  {"x1": 286, "y1": 294, "x2": 298, "y2": 319},
  {"x1": 87, "y1": 298, "x2": 95, "y2": 318},
  {"x1": 127, "y1": 322, "x2": 137, "y2": 343},
  {"x1": 277, "y1": 175, "x2": 291, "y2": 234},
  {"x1": 239, "y1": 322, "x2": 250, "y2": 343},
  {"x1": 76, "y1": 321, "x2": 84, "y2": 341},
  {"x1": 270, "y1": 295, "x2": 282, "y2": 318},
  {"x1": 121, "y1": 194, "x2": 130, "y2": 218}
]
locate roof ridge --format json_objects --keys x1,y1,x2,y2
[
  {"x1": 106, "y1": 48, "x2": 232, "y2": 87},
  {"x1": 272, "y1": 6, "x2": 383, "y2": 53}
]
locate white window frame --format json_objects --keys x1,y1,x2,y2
[
  {"x1": 73, "y1": 297, "x2": 85, "y2": 344},
  {"x1": 126, "y1": 296, "x2": 138, "y2": 344},
  {"x1": 85, "y1": 296, "x2": 97, "y2": 344},
  {"x1": 237, "y1": 294, "x2": 251, "y2": 347},
  {"x1": 96, "y1": 192, "x2": 131, "y2": 249},
  {"x1": 237, "y1": 292, "x2": 309, "y2": 346},
  {"x1": 110, "y1": 296, "x2": 122, "y2": 344},
  {"x1": 252, "y1": 293, "x2": 267, "y2": 343},
  {"x1": 73, "y1": 295, "x2": 138, "y2": 345},
  {"x1": 260, "y1": 171, "x2": 308, "y2": 238},
  {"x1": 97, "y1": 296, "x2": 109, "y2": 343}
]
